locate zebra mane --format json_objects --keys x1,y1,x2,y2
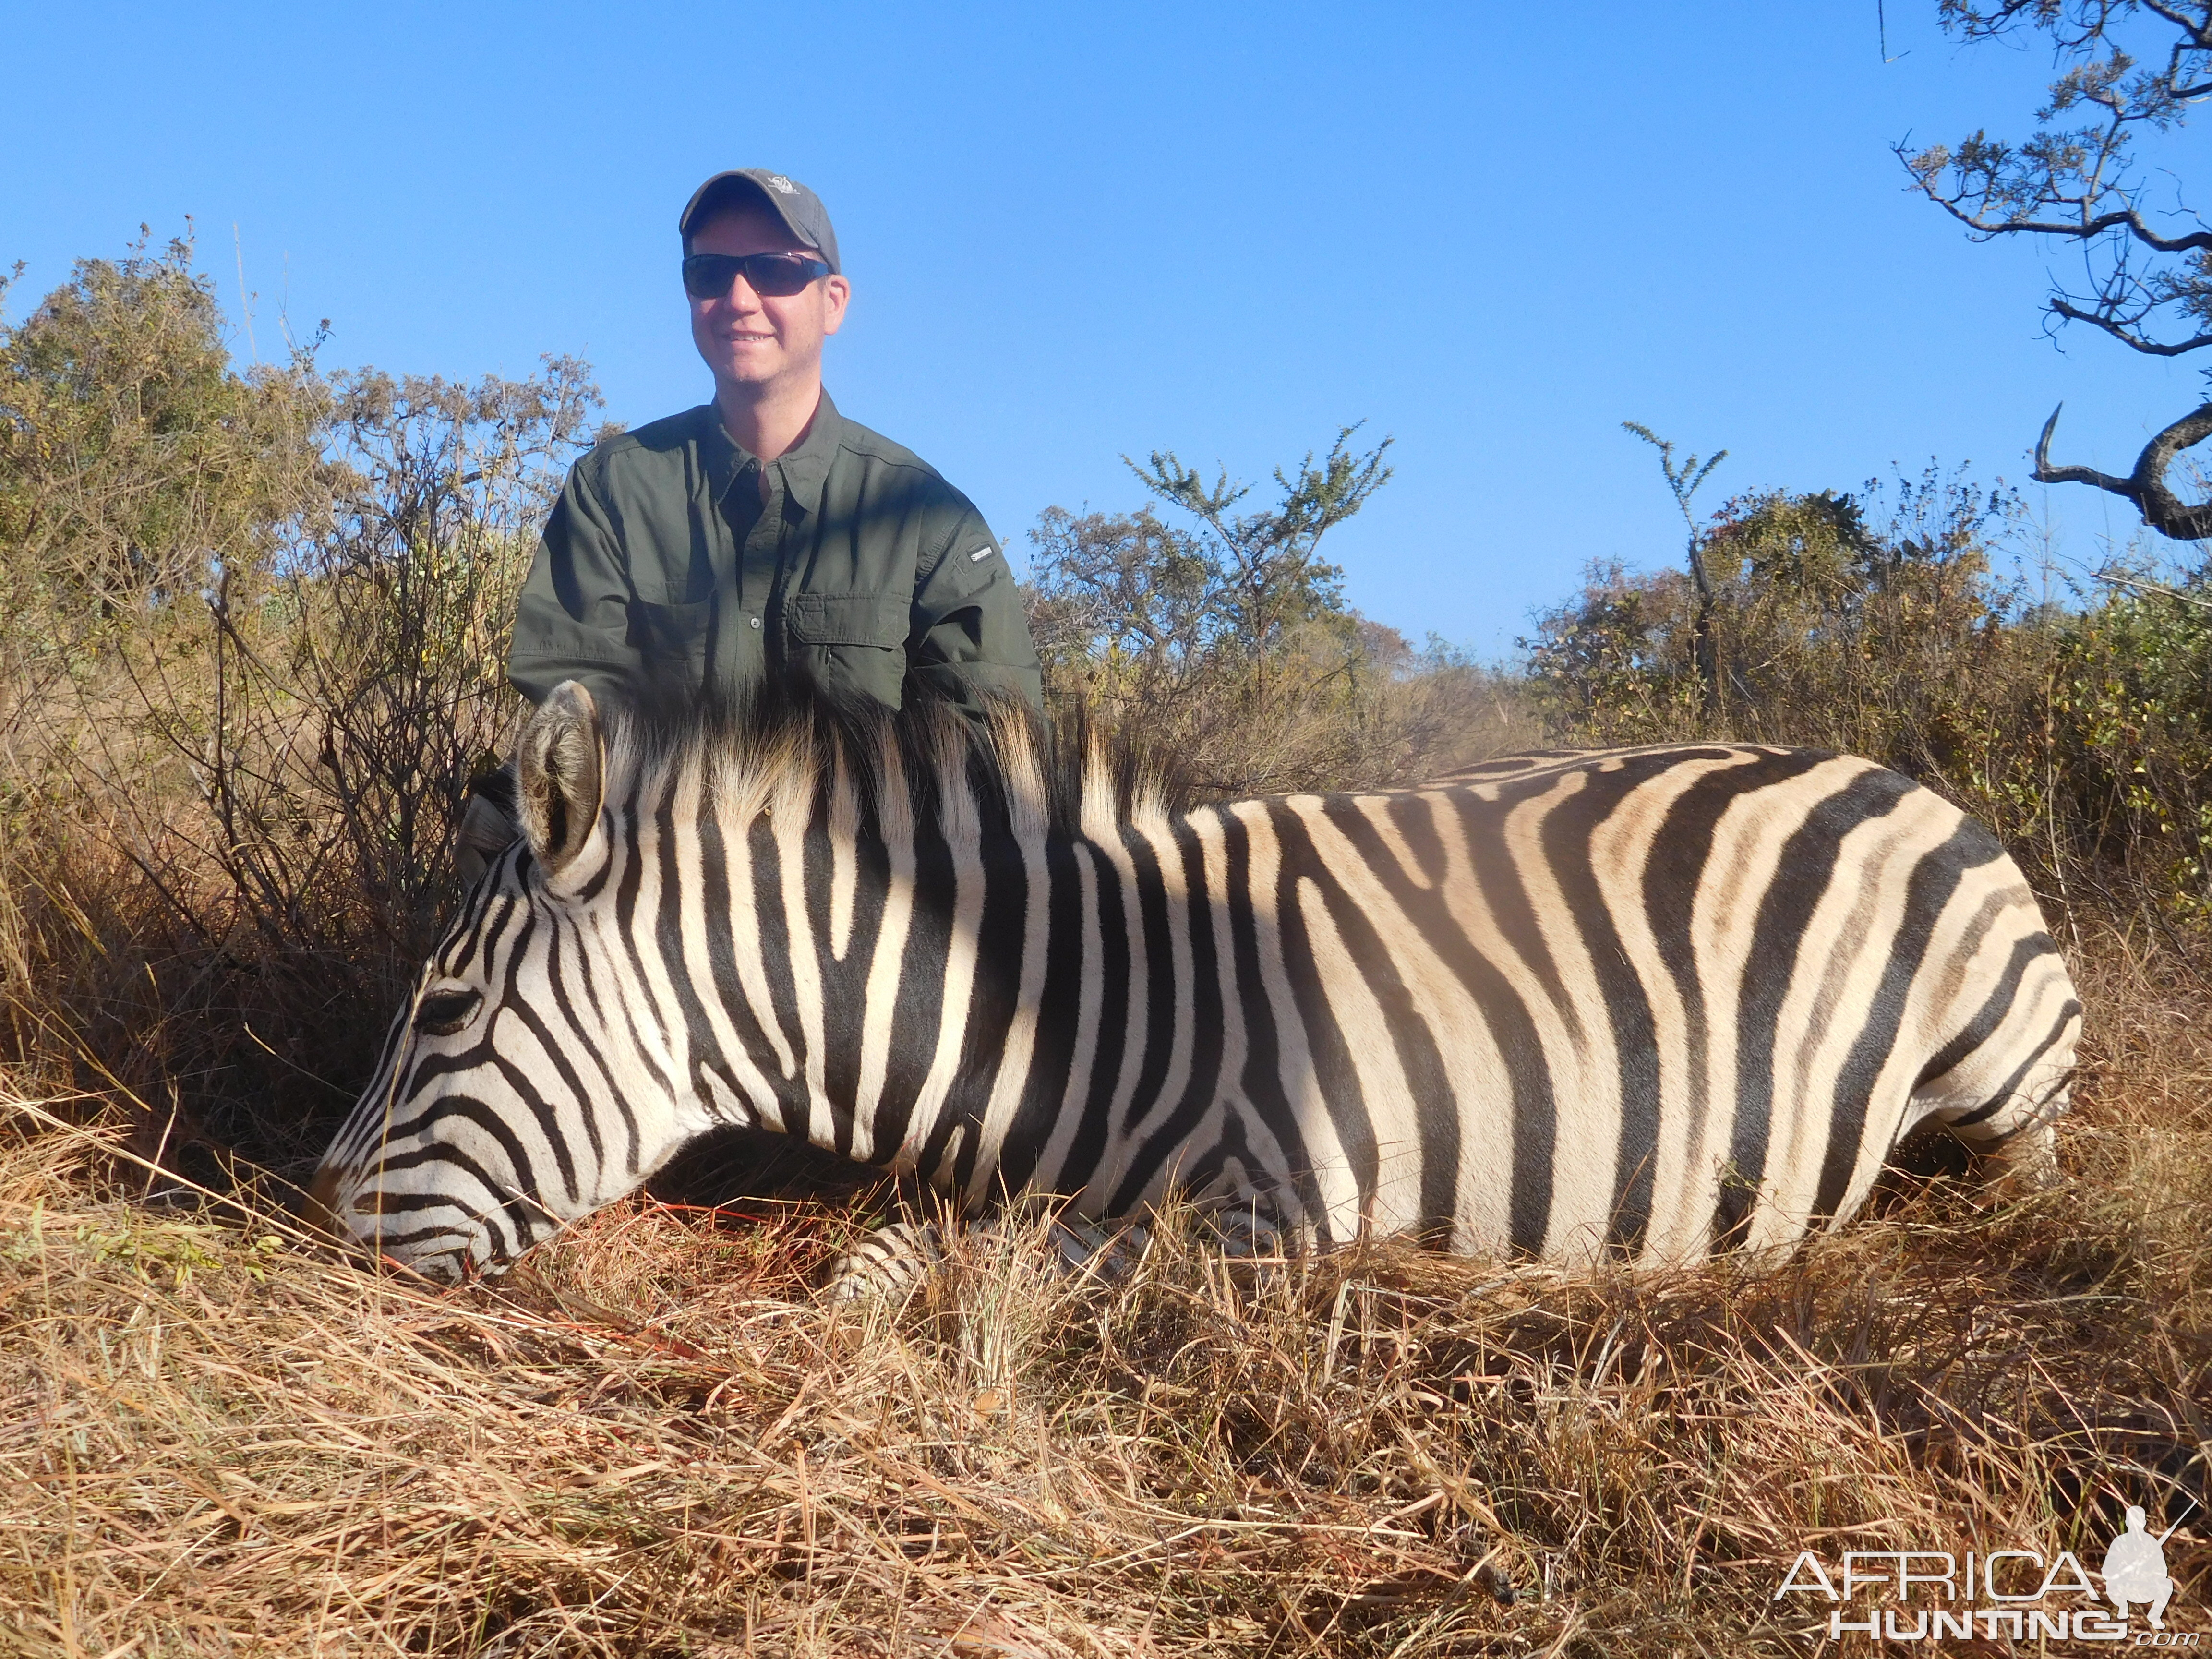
[{"x1": 582, "y1": 679, "x2": 1186, "y2": 846}]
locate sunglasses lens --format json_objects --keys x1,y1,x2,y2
[
  {"x1": 745, "y1": 256, "x2": 815, "y2": 296},
  {"x1": 682, "y1": 255, "x2": 733, "y2": 299},
  {"x1": 682, "y1": 254, "x2": 821, "y2": 299}
]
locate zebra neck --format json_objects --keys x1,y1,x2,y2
[{"x1": 688, "y1": 780, "x2": 1214, "y2": 1220}]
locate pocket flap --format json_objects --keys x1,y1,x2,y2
[{"x1": 785, "y1": 592, "x2": 911, "y2": 646}]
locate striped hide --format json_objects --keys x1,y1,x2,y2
[{"x1": 307, "y1": 681, "x2": 2081, "y2": 1284}]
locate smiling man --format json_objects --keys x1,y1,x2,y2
[{"x1": 507, "y1": 168, "x2": 1041, "y2": 720}]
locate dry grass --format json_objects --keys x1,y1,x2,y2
[{"x1": 0, "y1": 917, "x2": 2205, "y2": 1657}]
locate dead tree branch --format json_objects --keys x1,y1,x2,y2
[{"x1": 2033, "y1": 399, "x2": 2212, "y2": 538}]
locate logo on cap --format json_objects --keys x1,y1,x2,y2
[{"x1": 767, "y1": 175, "x2": 798, "y2": 195}]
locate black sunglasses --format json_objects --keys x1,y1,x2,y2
[{"x1": 681, "y1": 252, "x2": 831, "y2": 300}]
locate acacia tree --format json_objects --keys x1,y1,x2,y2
[
  {"x1": 1124, "y1": 423, "x2": 1395, "y2": 661},
  {"x1": 1028, "y1": 425, "x2": 1394, "y2": 693},
  {"x1": 1900, "y1": 1, "x2": 2212, "y2": 539}
]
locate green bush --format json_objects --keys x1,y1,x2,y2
[
  {"x1": 2046, "y1": 584, "x2": 2212, "y2": 924},
  {"x1": 1522, "y1": 469, "x2": 2212, "y2": 930},
  {"x1": 0, "y1": 234, "x2": 601, "y2": 1174},
  {"x1": 1024, "y1": 432, "x2": 1540, "y2": 796}
]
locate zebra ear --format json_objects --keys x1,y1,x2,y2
[
  {"x1": 517, "y1": 681, "x2": 605, "y2": 878},
  {"x1": 453, "y1": 764, "x2": 521, "y2": 888}
]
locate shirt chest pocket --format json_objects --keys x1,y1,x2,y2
[
  {"x1": 782, "y1": 591, "x2": 913, "y2": 708},
  {"x1": 784, "y1": 592, "x2": 911, "y2": 649}
]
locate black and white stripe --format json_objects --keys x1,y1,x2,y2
[{"x1": 309, "y1": 683, "x2": 2081, "y2": 1284}]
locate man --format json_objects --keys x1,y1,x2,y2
[{"x1": 506, "y1": 168, "x2": 1041, "y2": 720}]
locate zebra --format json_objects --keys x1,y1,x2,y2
[{"x1": 307, "y1": 679, "x2": 2082, "y2": 1288}]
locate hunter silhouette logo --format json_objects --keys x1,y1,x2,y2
[{"x1": 2105, "y1": 1506, "x2": 2181, "y2": 1630}]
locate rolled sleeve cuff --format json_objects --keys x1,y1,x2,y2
[{"x1": 508, "y1": 645, "x2": 636, "y2": 710}]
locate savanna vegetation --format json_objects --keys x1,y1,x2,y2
[{"x1": 3, "y1": 8, "x2": 2211, "y2": 1637}]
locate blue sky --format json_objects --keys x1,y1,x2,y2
[{"x1": 6, "y1": 1, "x2": 2204, "y2": 654}]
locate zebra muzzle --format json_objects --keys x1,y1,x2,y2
[{"x1": 301, "y1": 1164, "x2": 347, "y2": 1242}]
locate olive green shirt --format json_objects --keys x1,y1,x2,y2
[{"x1": 508, "y1": 393, "x2": 1042, "y2": 719}]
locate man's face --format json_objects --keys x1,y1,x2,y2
[{"x1": 686, "y1": 206, "x2": 850, "y2": 397}]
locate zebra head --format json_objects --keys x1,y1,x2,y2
[{"x1": 307, "y1": 681, "x2": 697, "y2": 1281}]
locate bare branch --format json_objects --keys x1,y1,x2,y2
[
  {"x1": 1911, "y1": 188, "x2": 2212, "y2": 254},
  {"x1": 2093, "y1": 565, "x2": 2212, "y2": 603},
  {"x1": 2048, "y1": 293, "x2": 2212, "y2": 350},
  {"x1": 2033, "y1": 398, "x2": 2212, "y2": 537},
  {"x1": 1904, "y1": 3, "x2": 2212, "y2": 362}
]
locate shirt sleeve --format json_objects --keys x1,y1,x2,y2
[
  {"x1": 907, "y1": 506, "x2": 1045, "y2": 718},
  {"x1": 506, "y1": 457, "x2": 643, "y2": 709}
]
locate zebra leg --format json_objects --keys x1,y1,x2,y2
[
  {"x1": 822, "y1": 1190, "x2": 1313, "y2": 1301},
  {"x1": 1912, "y1": 1020, "x2": 2080, "y2": 1195},
  {"x1": 1964, "y1": 1091, "x2": 2067, "y2": 1193},
  {"x1": 1208, "y1": 1201, "x2": 1300, "y2": 1260},
  {"x1": 822, "y1": 1211, "x2": 1155, "y2": 1300},
  {"x1": 821, "y1": 1217, "x2": 946, "y2": 1301},
  {"x1": 1043, "y1": 1214, "x2": 1152, "y2": 1281}
]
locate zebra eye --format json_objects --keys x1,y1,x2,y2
[{"x1": 414, "y1": 988, "x2": 482, "y2": 1037}]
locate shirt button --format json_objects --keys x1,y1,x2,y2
[{"x1": 748, "y1": 614, "x2": 761, "y2": 630}]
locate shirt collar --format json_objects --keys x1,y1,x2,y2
[{"x1": 700, "y1": 390, "x2": 842, "y2": 516}]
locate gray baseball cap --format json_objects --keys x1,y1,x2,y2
[{"x1": 678, "y1": 169, "x2": 842, "y2": 274}]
